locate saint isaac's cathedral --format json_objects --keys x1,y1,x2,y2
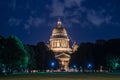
[{"x1": 48, "y1": 19, "x2": 78, "y2": 71}]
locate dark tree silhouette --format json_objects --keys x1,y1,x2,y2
[
  {"x1": 0, "y1": 36, "x2": 28, "y2": 73},
  {"x1": 69, "y1": 42, "x2": 94, "y2": 71},
  {"x1": 35, "y1": 42, "x2": 57, "y2": 71},
  {"x1": 24, "y1": 45, "x2": 36, "y2": 72},
  {"x1": 70, "y1": 39, "x2": 120, "y2": 71}
]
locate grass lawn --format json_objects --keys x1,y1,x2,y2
[{"x1": 0, "y1": 72, "x2": 120, "y2": 80}]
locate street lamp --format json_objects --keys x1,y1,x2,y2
[
  {"x1": 50, "y1": 61, "x2": 55, "y2": 71},
  {"x1": 87, "y1": 63, "x2": 93, "y2": 72},
  {"x1": 87, "y1": 64, "x2": 92, "y2": 68},
  {"x1": 51, "y1": 62, "x2": 55, "y2": 67},
  {"x1": 73, "y1": 65, "x2": 76, "y2": 68}
]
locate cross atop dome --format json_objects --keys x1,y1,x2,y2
[{"x1": 57, "y1": 18, "x2": 62, "y2": 27}]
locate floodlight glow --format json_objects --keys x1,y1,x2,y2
[
  {"x1": 73, "y1": 65, "x2": 76, "y2": 68},
  {"x1": 87, "y1": 63, "x2": 92, "y2": 69},
  {"x1": 88, "y1": 64, "x2": 91, "y2": 67},
  {"x1": 51, "y1": 62, "x2": 55, "y2": 67}
]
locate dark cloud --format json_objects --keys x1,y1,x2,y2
[
  {"x1": 48, "y1": 0, "x2": 118, "y2": 28},
  {"x1": 24, "y1": 16, "x2": 45, "y2": 30},
  {"x1": 86, "y1": 9, "x2": 112, "y2": 26},
  {"x1": 9, "y1": 0, "x2": 16, "y2": 11},
  {"x1": 64, "y1": 0, "x2": 84, "y2": 8},
  {"x1": 8, "y1": 17, "x2": 21, "y2": 26},
  {"x1": 50, "y1": 0, "x2": 65, "y2": 17},
  {"x1": 49, "y1": 0, "x2": 84, "y2": 17}
]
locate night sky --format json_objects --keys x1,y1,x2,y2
[{"x1": 0, "y1": 0, "x2": 120, "y2": 45}]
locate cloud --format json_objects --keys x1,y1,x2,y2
[
  {"x1": 8, "y1": 0, "x2": 115, "y2": 29},
  {"x1": 23, "y1": 16, "x2": 45, "y2": 34},
  {"x1": 50, "y1": 0, "x2": 65, "y2": 17},
  {"x1": 8, "y1": 17, "x2": 21, "y2": 26},
  {"x1": 24, "y1": 24, "x2": 30, "y2": 30},
  {"x1": 86, "y1": 10, "x2": 112, "y2": 26},
  {"x1": 50, "y1": 0, "x2": 84, "y2": 17},
  {"x1": 49, "y1": 0, "x2": 116, "y2": 28},
  {"x1": 48, "y1": 0, "x2": 85, "y2": 28},
  {"x1": 64, "y1": 0, "x2": 84, "y2": 8},
  {"x1": 70, "y1": 18, "x2": 80, "y2": 23},
  {"x1": 24, "y1": 16, "x2": 45, "y2": 30},
  {"x1": 9, "y1": 0, "x2": 16, "y2": 11}
]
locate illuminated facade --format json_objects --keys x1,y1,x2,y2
[
  {"x1": 49, "y1": 19, "x2": 77, "y2": 71},
  {"x1": 49, "y1": 19, "x2": 72, "y2": 53}
]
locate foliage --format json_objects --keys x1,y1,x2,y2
[
  {"x1": 1, "y1": 34, "x2": 120, "y2": 73},
  {"x1": 0, "y1": 36, "x2": 28, "y2": 72},
  {"x1": 35, "y1": 42, "x2": 57, "y2": 71},
  {"x1": 106, "y1": 55, "x2": 120, "y2": 70},
  {"x1": 69, "y1": 42, "x2": 94, "y2": 69},
  {"x1": 70, "y1": 39, "x2": 120, "y2": 71},
  {"x1": 24, "y1": 45, "x2": 36, "y2": 72}
]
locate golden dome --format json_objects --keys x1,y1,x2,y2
[
  {"x1": 52, "y1": 27, "x2": 67, "y2": 35},
  {"x1": 51, "y1": 19, "x2": 68, "y2": 38}
]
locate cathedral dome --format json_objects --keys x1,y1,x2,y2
[
  {"x1": 52, "y1": 27, "x2": 67, "y2": 35},
  {"x1": 51, "y1": 19, "x2": 68, "y2": 38}
]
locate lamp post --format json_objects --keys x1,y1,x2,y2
[
  {"x1": 87, "y1": 63, "x2": 92, "y2": 72},
  {"x1": 50, "y1": 62, "x2": 55, "y2": 72},
  {"x1": 51, "y1": 62, "x2": 55, "y2": 67}
]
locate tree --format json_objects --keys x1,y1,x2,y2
[
  {"x1": 0, "y1": 36, "x2": 28, "y2": 73},
  {"x1": 69, "y1": 42, "x2": 94, "y2": 71},
  {"x1": 93, "y1": 40, "x2": 107, "y2": 70},
  {"x1": 0, "y1": 36, "x2": 6, "y2": 73},
  {"x1": 70, "y1": 39, "x2": 120, "y2": 71},
  {"x1": 106, "y1": 55, "x2": 120, "y2": 70},
  {"x1": 35, "y1": 42, "x2": 57, "y2": 71},
  {"x1": 24, "y1": 45, "x2": 36, "y2": 72}
]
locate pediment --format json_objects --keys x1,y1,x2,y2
[{"x1": 55, "y1": 53, "x2": 70, "y2": 58}]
